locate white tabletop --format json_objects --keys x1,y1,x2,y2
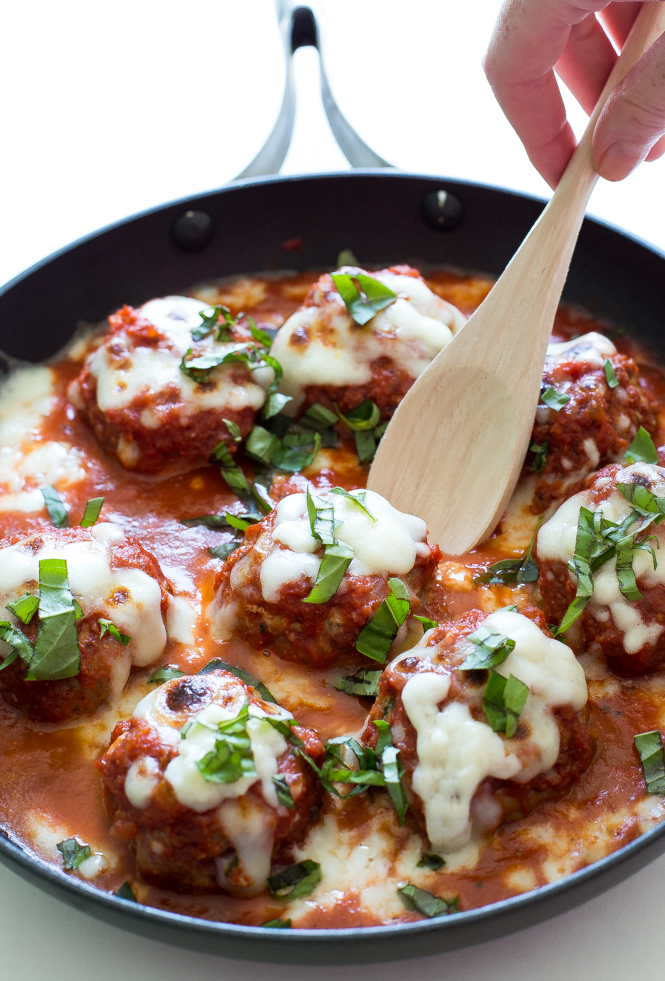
[{"x1": 1, "y1": 2, "x2": 664, "y2": 977}]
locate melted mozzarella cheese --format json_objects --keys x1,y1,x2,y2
[
  {"x1": 87, "y1": 295, "x2": 267, "y2": 423},
  {"x1": 546, "y1": 331, "x2": 617, "y2": 367},
  {"x1": 216, "y1": 797, "x2": 275, "y2": 897},
  {"x1": 268, "y1": 488, "x2": 427, "y2": 603},
  {"x1": 401, "y1": 610, "x2": 587, "y2": 853},
  {"x1": 0, "y1": 366, "x2": 87, "y2": 513},
  {"x1": 125, "y1": 756, "x2": 161, "y2": 808},
  {"x1": 538, "y1": 464, "x2": 665, "y2": 652},
  {"x1": 0, "y1": 532, "x2": 166, "y2": 668},
  {"x1": 271, "y1": 270, "x2": 464, "y2": 410}
]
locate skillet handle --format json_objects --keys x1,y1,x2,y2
[{"x1": 235, "y1": 1, "x2": 392, "y2": 179}]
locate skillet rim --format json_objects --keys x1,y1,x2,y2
[{"x1": 1, "y1": 168, "x2": 665, "y2": 960}]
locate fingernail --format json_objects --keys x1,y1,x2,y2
[{"x1": 597, "y1": 142, "x2": 642, "y2": 181}]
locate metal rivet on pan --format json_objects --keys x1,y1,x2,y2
[
  {"x1": 171, "y1": 210, "x2": 215, "y2": 252},
  {"x1": 420, "y1": 189, "x2": 465, "y2": 232}
]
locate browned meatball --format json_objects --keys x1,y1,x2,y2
[
  {"x1": 69, "y1": 297, "x2": 269, "y2": 473},
  {"x1": 0, "y1": 525, "x2": 172, "y2": 723},
  {"x1": 209, "y1": 488, "x2": 441, "y2": 668},
  {"x1": 537, "y1": 462, "x2": 665, "y2": 674},
  {"x1": 97, "y1": 669, "x2": 325, "y2": 894},
  {"x1": 528, "y1": 332, "x2": 656, "y2": 512},
  {"x1": 270, "y1": 265, "x2": 465, "y2": 420},
  {"x1": 361, "y1": 607, "x2": 593, "y2": 853}
]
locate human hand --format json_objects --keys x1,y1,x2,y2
[{"x1": 483, "y1": 0, "x2": 665, "y2": 188}]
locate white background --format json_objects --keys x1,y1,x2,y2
[{"x1": 1, "y1": 1, "x2": 664, "y2": 977}]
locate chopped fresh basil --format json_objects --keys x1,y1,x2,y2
[
  {"x1": 304, "y1": 541, "x2": 354, "y2": 605},
  {"x1": 27, "y1": 559, "x2": 80, "y2": 681},
  {"x1": 98, "y1": 618, "x2": 131, "y2": 646},
  {"x1": 210, "y1": 441, "x2": 272, "y2": 514},
  {"x1": 397, "y1": 883, "x2": 459, "y2": 918},
  {"x1": 180, "y1": 514, "x2": 231, "y2": 529},
  {"x1": 604, "y1": 359, "x2": 619, "y2": 388},
  {"x1": 56, "y1": 837, "x2": 91, "y2": 871},
  {"x1": 330, "y1": 486, "x2": 376, "y2": 520},
  {"x1": 417, "y1": 853, "x2": 445, "y2": 871},
  {"x1": 355, "y1": 578, "x2": 410, "y2": 662},
  {"x1": 333, "y1": 667, "x2": 382, "y2": 698},
  {"x1": 306, "y1": 487, "x2": 336, "y2": 545},
  {"x1": 272, "y1": 773, "x2": 295, "y2": 809},
  {"x1": 475, "y1": 525, "x2": 540, "y2": 586},
  {"x1": 413, "y1": 614, "x2": 439, "y2": 631},
  {"x1": 336, "y1": 249, "x2": 358, "y2": 267},
  {"x1": 208, "y1": 542, "x2": 242, "y2": 561},
  {"x1": 225, "y1": 511, "x2": 261, "y2": 532},
  {"x1": 264, "y1": 716, "x2": 305, "y2": 747},
  {"x1": 460, "y1": 626, "x2": 516, "y2": 670},
  {"x1": 115, "y1": 881, "x2": 137, "y2": 902},
  {"x1": 193, "y1": 700, "x2": 257, "y2": 784},
  {"x1": 180, "y1": 342, "x2": 257, "y2": 381},
  {"x1": 540, "y1": 386, "x2": 570, "y2": 411},
  {"x1": 331, "y1": 272, "x2": 397, "y2": 326},
  {"x1": 300, "y1": 403, "x2": 338, "y2": 431},
  {"x1": 0, "y1": 650, "x2": 18, "y2": 672},
  {"x1": 40, "y1": 485, "x2": 68, "y2": 527},
  {"x1": 529, "y1": 441, "x2": 548, "y2": 473},
  {"x1": 261, "y1": 918, "x2": 292, "y2": 928},
  {"x1": 7, "y1": 593, "x2": 39, "y2": 625},
  {"x1": 197, "y1": 658, "x2": 277, "y2": 703},
  {"x1": 149, "y1": 666, "x2": 185, "y2": 684},
  {"x1": 483, "y1": 670, "x2": 529, "y2": 738},
  {"x1": 190, "y1": 305, "x2": 239, "y2": 342},
  {"x1": 624, "y1": 426, "x2": 658, "y2": 465},
  {"x1": 245, "y1": 425, "x2": 282, "y2": 467},
  {"x1": 634, "y1": 730, "x2": 665, "y2": 794},
  {"x1": 80, "y1": 497, "x2": 105, "y2": 527},
  {"x1": 334, "y1": 400, "x2": 385, "y2": 464},
  {"x1": 381, "y1": 741, "x2": 409, "y2": 825},
  {"x1": 223, "y1": 418, "x2": 242, "y2": 443},
  {"x1": 267, "y1": 860, "x2": 321, "y2": 899},
  {"x1": 0, "y1": 622, "x2": 33, "y2": 666},
  {"x1": 263, "y1": 392, "x2": 292, "y2": 420},
  {"x1": 245, "y1": 424, "x2": 321, "y2": 474}
]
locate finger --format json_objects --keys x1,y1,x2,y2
[
  {"x1": 593, "y1": 29, "x2": 665, "y2": 179},
  {"x1": 484, "y1": 0, "x2": 611, "y2": 186},
  {"x1": 555, "y1": 12, "x2": 617, "y2": 114},
  {"x1": 646, "y1": 132, "x2": 665, "y2": 159},
  {"x1": 597, "y1": 1, "x2": 643, "y2": 47}
]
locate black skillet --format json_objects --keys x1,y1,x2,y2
[{"x1": 1, "y1": 1, "x2": 665, "y2": 966}]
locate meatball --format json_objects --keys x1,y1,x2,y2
[
  {"x1": 270, "y1": 265, "x2": 465, "y2": 419},
  {"x1": 209, "y1": 488, "x2": 441, "y2": 668},
  {"x1": 0, "y1": 524, "x2": 171, "y2": 723},
  {"x1": 97, "y1": 668, "x2": 325, "y2": 894},
  {"x1": 538, "y1": 462, "x2": 665, "y2": 674},
  {"x1": 361, "y1": 607, "x2": 593, "y2": 854},
  {"x1": 69, "y1": 296, "x2": 270, "y2": 472},
  {"x1": 529, "y1": 332, "x2": 656, "y2": 512}
]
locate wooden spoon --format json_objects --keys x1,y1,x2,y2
[{"x1": 368, "y1": 2, "x2": 665, "y2": 555}]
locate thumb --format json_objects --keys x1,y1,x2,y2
[{"x1": 592, "y1": 29, "x2": 665, "y2": 181}]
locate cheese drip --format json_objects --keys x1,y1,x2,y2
[
  {"x1": 401, "y1": 610, "x2": 587, "y2": 852},
  {"x1": 538, "y1": 463, "x2": 665, "y2": 653},
  {"x1": 546, "y1": 331, "x2": 617, "y2": 367},
  {"x1": 87, "y1": 296, "x2": 267, "y2": 425},
  {"x1": 271, "y1": 270, "x2": 465, "y2": 411},
  {"x1": 0, "y1": 526, "x2": 166, "y2": 669}
]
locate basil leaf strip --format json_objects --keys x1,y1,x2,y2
[
  {"x1": 272, "y1": 774, "x2": 296, "y2": 809},
  {"x1": 417, "y1": 853, "x2": 446, "y2": 871},
  {"x1": 223, "y1": 418, "x2": 242, "y2": 443},
  {"x1": 604, "y1": 359, "x2": 619, "y2": 388},
  {"x1": 330, "y1": 487, "x2": 376, "y2": 520},
  {"x1": 115, "y1": 881, "x2": 137, "y2": 902},
  {"x1": 460, "y1": 626, "x2": 516, "y2": 670},
  {"x1": 193, "y1": 700, "x2": 257, "y2": 784},
  {"x1": 197, "y1": 658, "x2": 277, "y2": 703},
  {"x1": 210, "y1": 441, "x2": 272, "y2": 514},
  {"x1": 335, "y1": 400, "x2": 381, "y2": 432},
  {"x1": 540, "y1": 386, "x2": 570, "y2": 411},
  {"x1": 7, "y1": 593, "x2": 39, "y2": 625},
  {"x1": 41, "y1": 485, "x2": 68, "y2": 527},
  {"x1": 398, "y1": 884, "x2": 459, "y2": 918},
  {"x1": 333, "y1": 667, "x2": 382, "y2": 697},
  {"x1": 80, "y1": 497, "x2": 105, "y2": 527},
  {"x1": 634, "y1": 730, "x2": 665, "y2": 794},
  {"x1": 475, "y1": 524, "x2": 540, "y2": 586},
  {"x1": 625, "y1": 426, "x2": 658, "y2": 465},
  {"x1": 331, "y1": 272, "x2": 397, "y2": 326},
  {"x1": 208, "y1": 542, "x2": 242, "y2": 561},
  {"x1": 0, "y1": 649, "x2": 18, "y2": 672},
  {"x1": 149, "y1": 666, "x2": 185, "y2": 684},
  {"x1": 336, "y1": 248, "x2": 358, "y2": 267},
  {"x1": 267, "y1": 860, "x2": 321, "y2": 899},
  {"x1": 355, "y1": 578, "x2": 410, "y2": 662},
  {"x1": 27, "y1": 559, "x2": 80, "y2": 681},
  {"x1": 190, "y1": 305, "x2": 238, "y2": 342},
  {"x1": 99, "y1": 618, "x2": 131, "y2": 646},
  {"x1": 483, "y1": 670, "x2": 529, "y2": 738},
  {"x1": 180, "y1": 514, "x2": 232, "y2": 529},
  {"x1": 304, "y1": 541, "x2": 354, "y2": 605},
  {"x1": 0, "y1": 622, "x2": 33, "y2": 666},
  {"x1": 56, "y1": 837, "x2": 91, "y2": 870},
  {"x1": 413, "y1": 614, "x2": 439, "y2": 631},
  {"x1": 529, "y1": 441, "x2": 548, "y2": 472},
  {"x1": 261, "y1": 918, "x2": 292, "y2": 928},
  {"x1": 299, "y1": 403, "x2": 338, "y2": 431}
]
